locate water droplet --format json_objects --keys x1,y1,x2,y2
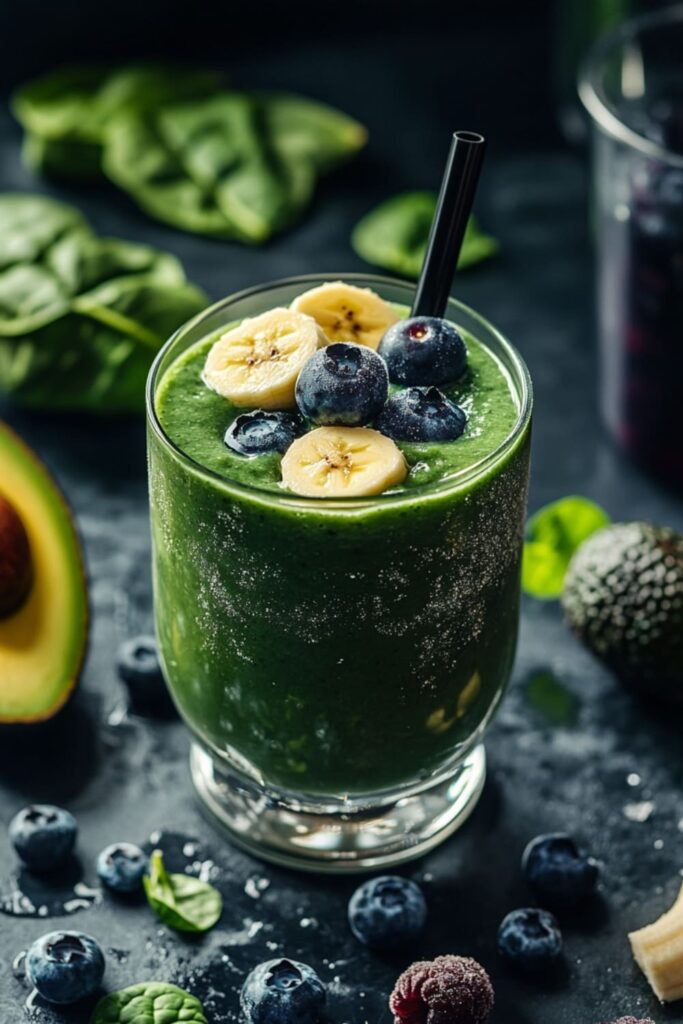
[{"x1": 626, "y1": 773, "x2": 641, "y2": 787}]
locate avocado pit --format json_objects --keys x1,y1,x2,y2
[{"x1": 0, "y1": 492, "x2": 33, "y2": 618}]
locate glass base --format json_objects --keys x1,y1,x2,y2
[{"x1": 190, "y1": 743, "x2": 486, "y2": 873}]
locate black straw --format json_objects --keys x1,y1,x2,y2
[{"x1": 411, "y1": 131, "x2": 487, "y2": 319}]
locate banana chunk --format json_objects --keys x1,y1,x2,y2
[
  {"x1": 629, "y1": 882, "x2": 683, "y2": 1003},
  {"x1": 281, "y1": 426, "x2": 407, "y2": 498},
  {"x1": 203, "y1": 308, "x2": 325, "y2": 409},
  {"x1": 291, "y1": 281, "x2": 399, "y2": 350}
]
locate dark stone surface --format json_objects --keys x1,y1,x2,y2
[{"x1": 1, "y1": 30, "x2": 683, "y2": 1024}]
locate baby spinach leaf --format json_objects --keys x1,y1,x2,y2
[
  {"x1": 13, "y1": 64, "x2": 222, "y2": 181},
  {"x1": 351, "y1": 191, "x2": 499, "y2": 278},
  {"x1": 261, "y1": 92, "x2": 367, "y2": 174},
  {"x1": 91, "y1": 981, "x2": 208, "y2": 1024},
  {"x1": 143, "y1": 849, "x2": 222, "y2": 933},
  {"x1": 0, "y1": 194, "x2": 206, "y2": 412},
  {"x1": 522, "y1": 496, "x2": 611, "y2": 600}
]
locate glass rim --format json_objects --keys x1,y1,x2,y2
[
  {"x1": 146, "y1": 272, "x2": 533, "y2": 511},
  {"x1": 578, "y1": 3, "x2": 683, "y2": 170}
]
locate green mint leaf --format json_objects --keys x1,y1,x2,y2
[
  {"x1": 522, "y1": 496, "x2": 611, "y2": 600},
  {"x1": 91, "y1": 982, "x2": 208, "y2": 1024},
  {"x1": 351, "y1": 191, "x2": 499, "y2": 279},
  {"x1": 143, "y1": 850, "x2": 222, "y2": 933}
]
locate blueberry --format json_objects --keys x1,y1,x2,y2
[
  {"x1": 26, "y1": 931, "x2": 105, "y2": 1004},
  {"x1": 376, "y1": 387, "x2": 467, "y2": 442},
  {"x1": 497, "y1": 908, "x2": 563, "y2": 971},
  {"x1": 225, "y1": 410, "x2": 305, "y2": 456},
  {"x1": 116, "y1": 636, "x2": 165, "y2": 705},
  {"x1": 522, "y1": 833, "x2": 599, "y2": 905},
  {"x1": 241, "y1": 958, "x2": 326, "y2": 1024},
  {"x1": 295, "y1": 343, "x2": 388, "y2": 426},
  {"x1": 9, "y1": 805, "x2": 77, "y2": 871},
  {"x1": 378, "y1": 316, "x2": 467, "y2": 385},
  {"x1": 96, "y1": 842, "x2": 149, "y2": 893},
  {"x1": 348, "y1": 875, "x2": 427, "y2": 949}
]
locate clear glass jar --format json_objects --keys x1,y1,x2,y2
[
  {"x1": 580, "y1": 7, "x2": 683, "y2": 487},
  {"x1": 146, "y1": 274, "x2": 532, "y2": 871}
]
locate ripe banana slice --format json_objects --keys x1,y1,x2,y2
[
  {"x1": 281, "y1": 426, "x2": 407, "y2": 498},
  {"x1": 203, "y1": 308, "x2": 325, "y2": 409},
  {"x1": 629, "y1": 882, "x2": 683, "y2": 1002},
  {"x1": 291, "y1": 282, "x2": 399, "y2": 349}
]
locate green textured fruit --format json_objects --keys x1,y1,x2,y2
[{"x1": 562, "y1": 522, "x2": 683, "y2": 706}]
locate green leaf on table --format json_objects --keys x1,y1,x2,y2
[
  {"x1": 522, "y1": 496, "x2": 611, "y2": 600},
  {"x1": 351, "y1": 191, "x2": 499, "y2": 278},
  {"x1": 0, "y1": 193, "x2": 206, "y2": 413},
  {"x1": 91, "y1": 982, "x2": 208, "y2": 1024},
  {"x1": 143, "y1": 849, "x2": 222, "y2": 933},
  {"x1": 261, "y1": 91, "x2": 368, "y2": 174},
  {"x1": 12, "y1": 64, "x2": 222, "y2": 180}
]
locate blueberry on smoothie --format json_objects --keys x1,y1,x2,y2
[
  {"x1": 241, "y1": 958, "x2": 326, "y2": 1024},
  {"x1": 26, "y1": 931, "x2": 105, "y2": 1004},
  {"x1": 225, "y1": 410, "x2": 305, "y2": 456},
  {"x1": 9, "y1": 805, "x2": 77, "y2": 871},
  {"x1": 96, "y1": 842, "x2": 149, "y2": 893},
  {"x1": 295, "y1": 343, "x2": 388, "y2": 426},
  {"x1": 379, "y1": 316, "x2": 467, "y2": 385},
  {"x1": 497, "y1": 908, "x2": 563, "y2": 971},
  {"x1": 522, "y1": 833, "x2": 599, "y2": 905},
  {"x1": 348, "y1": 875, "x2": 427, "y2": 949},
  {"x1": 116, "y1": 636, "x2": 165, "y2": 705},
  {"x1": 377, "y1": 386, "x2": 467, "y2": 442}
]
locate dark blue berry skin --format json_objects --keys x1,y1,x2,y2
[
  {"x1": 241, "y1": 958, "x2": 326, "y2": 1024},
  {"x1": 26, "y1": 931, "x2": 105, "y2": 1004},
  {"x1": 522, "y1": 833, "x2": 599, "y2": 905},
  {"x1": 295, "y1": 343, "x2": 388, "y2": 426},
  {"x1": 96, "y1": 843, "x2": 149, "y2": 893},
  {"x1": 9, "y1": 805, "x2": 77, "y2": 871},
  {"x1": 225, "y1": 410, "x2": 305, "y2": 456},
  {"x1": 116, "y1": 636, "x2": 165, "y2": 705},
  {"x1": 378, "y1": 317, "x2": 467, "y2": 386},
  {"x1": 376, "y1": 387, "x2": 467, "y2": 443},
  {"x1": 498, "y1": 908, "x2": 563, "y2": 971},
  {"x1": 348, "y1": 875, "x2": 427, "y2": 949}
]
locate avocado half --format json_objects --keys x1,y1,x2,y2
[{"x1": 0, "y1": 421, "x2": 88, "y2": 722}]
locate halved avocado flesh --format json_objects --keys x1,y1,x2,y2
[{"x1": 0, "y1": 422, "x2": 88, "y2": 722}]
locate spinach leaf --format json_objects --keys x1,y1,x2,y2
[
  {"x1": 143, "y1": 849, "x2": 222, "y2": 933},
  {"x1": 351, "y1": 191, "x2": 499, "y2": 278},
  {"x1": 91, "y1": 982, "x2": 208, "y2": 1024},
  {"x1": 103, "y1": 91, "x2": 365, "y2": 241},
  {"x1": 0, "y1": 194, "x2": 206, "y2": 413},
  {"x1": 522, "y1": 496, "x2": 611, "y2": 600},
  {"x1": 13, "y1": 64, "x2": 222, "y2": 181}
]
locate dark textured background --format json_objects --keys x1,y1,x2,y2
[{"x1": 1, "y1": 5, "x2": 683, "y2": 1023}]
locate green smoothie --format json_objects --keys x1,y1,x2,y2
[{"x1": 148, "y1": 281, "x2": 531, "y2": 797}]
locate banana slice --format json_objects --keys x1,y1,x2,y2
[
  {"x1": 291, "y1": 282, "x2": 399, "y2": 349},
  {"x1": 629, "y1": 882, "x2": 683, "y2": 1002},
  {"x1": 281, "y1": 426, "x2": 407, "y2": 498},
  {"x1": 203, "y1": 308, "x2": 325, "y2": 409}
]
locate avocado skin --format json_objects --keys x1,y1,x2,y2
[{"x1": 563, "y1": 522, "x2": 683, "y2": 706}]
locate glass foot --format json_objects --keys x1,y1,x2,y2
[{"x1": 190, "y1": 743, "x2": 486, "y2": 873}]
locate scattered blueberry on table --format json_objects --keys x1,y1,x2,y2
[
  {"x1": 389, "y1": 954, "x2": 494, "y2": 1024},
  {"x1": 497, "y1": 907, "x2": 563, "y2": 971},
  {"x1": 26, "y1": 931, "x2": 105, "y2": 1004},
  {"x1": 348, "y1": 875, "x2": 427, "y2": 949},
  {"x1": 522, "y1": 832, "x2": 599, "y2": 905},
  {"x1": 377, "y1": 386, "x2": 467, "y2": 442},
  {"x1": 295, "y1": 342, "x2": 389, "y2": 426},
  {"x1": 225, "y1": 410, "x2": 305, "y2": 456},
  {"x1": 96, "y1": 842, "x2": 149, "y2": 893},
  {"x1": 9, "y1": 804, "x2": 77, "y2": 870},
  {"x1": 378, "y1": 316, "x2": 467, "y2": 385},
  {"x1": 240, "y1": 958, "x2": 326, "y2": 1024},
  {"x1": 116, "y1": 635, "x2": 165, "y2": 705}
]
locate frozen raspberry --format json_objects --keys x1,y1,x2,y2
[{"x1": 389, "y1": 954, "x2": 494, "y2": 1024}]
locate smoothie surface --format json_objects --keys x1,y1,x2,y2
[{"x1": 155, "y1": 311, "x2": 520, "y2": 495}]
